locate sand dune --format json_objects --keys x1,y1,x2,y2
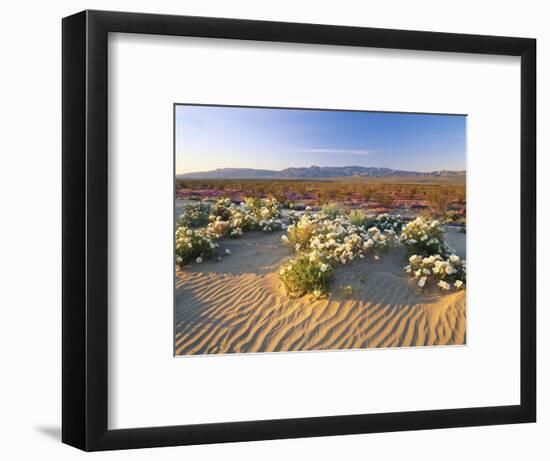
[{"x1": 175, "y1": 231, "x2": 466, "y2": 355}]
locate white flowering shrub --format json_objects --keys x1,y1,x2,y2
[
  {"x1": 177, "y1": 203, "x2": 212, "y2": 228},
  {"x1": 362, "y1": 226, "x2": 397, "y2": 255},
  {"x1": 258, "y1": 218, "x2": 283, "y2": 233},
  {"x1": 175, "y1": 226, "x2": 219, "y2": 266},
  {"x1": 175, "y1": 197, "x2": 284, "y2": 266},
  {"x1": 400, "y1": 216, "x2": 450, "y2": 257},
  {"x1": 283, "y1": 213, "x2": 397, "y2": 262},
  {"x1": 279, "y1": 253, "x2": 333, "y2": 298},
  {"x1": 210, "y1": 197, "x2": 234, "y2": 221},
  {"x1": 244, "y1": 197, "x2": 282, "y2": 222},
  {"x1": 309, "y1": 230, "x2": 365, "y2": 265},
  {"x1": 348, "y1": 210, "x2": 403, "y2": 233},
  {"x1": 404, "y1": 254, "x2": 466, "y2": 290},
  {"x1": 309, "y1": 224, "x2": 396, "y2": 265},
  {"x1": 279, "y1": 212, "x2": 399, "y2": 297},
  {"x1": 365, "y1": 213, "x2": 404, "y2": 233},
  {"x1": 207, "y1": 217, "x2": 236, "y2": 238},
  {"x1": 206, "y1": 197, "x2": 282, "y2": 237}
]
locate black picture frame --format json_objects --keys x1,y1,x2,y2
[{"x1": 62, "y1": 10, "x2": 536, "y2": 451}]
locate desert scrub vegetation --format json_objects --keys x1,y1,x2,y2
[
  {"x1": 321, "y1": 202, "x2": 346, "y2": 218},
  {"x1": 176, "y1": 178, "x2": 465, "y2": 210},
  {"x1": 363, "y1": 213, "x2": 404, "y2": 232},
  {"x1": 177, "y1": 203, "x2": 212, "y2": 228},
  {"x1": 308, "y1": 224, "x2": 396, "y2": 265},
  {"x1": 371, "y1": 189, "x2": 394, "y2": 208},
  {"x1": 206, "y1": 197, "x2": 283, "y2": 237},
  {"x1": 279, "y1": 253, "x2": 333, "y2": 298},
  {"x1": 443, "y1": 210, "x2": 466, "y2": 232},
  {"x1": 400, "y1": 216, "x2": 451, "y2": 257},
  {"x1": 210, "y1": 197, "x2": 235, "y2": 221},
  {"x1": 175, "y1": 194, "x2": 467, "y2": 297},
  {"x1": 426, "y1": 186, "x2": 455, "y2": 216},
  {"x1": 405, "y1": 254, "x2": 466, "y2": 290},
  {"x1": 347, "y1": 210, "x2": 404, "y2": 233},
  {"x1": 281, "y1": 212, "x2": 397, "y2": 259},
  {"x1": 175, "y1": 227, "x2": 219, "y2": 266},
  {"x1": 175, "y1": 197, "x2": 284, "y2": 266},
  {"x1": 400, "y1": 218, "x2": 466, "y2": 291},
  {"x1": 283, "y1": 210, "x2": 317, "y2": 251},
  {"x1": 278, "y1": 211, "x2": 399, "y2": 296},
  {"x1": 315, "y1": 183, "x2": 344, "y2": 204},
  {"x1": 348, "y1": 209, "x2": 369, "y2": 227}
]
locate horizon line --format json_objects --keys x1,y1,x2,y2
[{"x1": 176, "y1": 164, "x2": 467, "y2": 175}]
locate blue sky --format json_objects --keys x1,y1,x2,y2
[{"x1": 175, "y1": 105, "x2": 466, "y2": 174}]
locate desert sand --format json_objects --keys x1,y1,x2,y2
[{"x1": 175, "y1": 230, "x2": 466, "y2": 355}]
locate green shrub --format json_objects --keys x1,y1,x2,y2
[{"x1": 279, "y1": 254, "x2": 333, "y2": 298}]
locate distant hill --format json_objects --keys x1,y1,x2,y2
[
  {"x1": 176, "y1": 166, "x2": 466, "y2": 180},
  {"x1": 177, "y1": 168, "x2": 278, "y2": 179}
]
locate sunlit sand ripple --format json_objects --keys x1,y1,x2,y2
[{"x1": 175, "y1": 231, "x2": 466, "y2": 355}]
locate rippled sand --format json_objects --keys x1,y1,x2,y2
[{"x1": 175, "y1": 231, "x2": 466, "y2": 355}]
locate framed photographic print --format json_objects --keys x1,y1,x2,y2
[
  {"x1": 173, "y1": 105, "x2": 468, "y2": 355},
  {"x1": 62, "y1": 10, "x2": 536, "y2": 451}
]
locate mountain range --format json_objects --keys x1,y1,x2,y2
[{"x1": 176, "y1": 166, "x2": 465, "y2": 180}]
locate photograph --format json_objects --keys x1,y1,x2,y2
[{"x1": 174, "y1": 105, "x2": 467, "y2": 355}]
